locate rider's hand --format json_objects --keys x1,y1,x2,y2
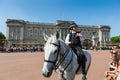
[
  {"x1": 77, "y1": 33, "x2": 82, "y2": 37},
  {"x1": 67, "y1": 41, "x2": 72, "y2": 45}
]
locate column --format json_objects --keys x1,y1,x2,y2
[{"x1": 20, "y1": 27, "x2": 24, "y2": 40}]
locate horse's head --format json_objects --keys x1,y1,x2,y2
[{"x1": 42, "y1": 32, "x2": 61, "y2": 77}]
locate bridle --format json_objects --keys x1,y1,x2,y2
[
  {"x1": 44, "y1": 40, "x2": 61, "y2": 66},
  {"x1": 44, "y1": 40, "x2": 71, "y2": 70}
]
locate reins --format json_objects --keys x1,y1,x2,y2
[{"x1": 55, "y1": 46, "x2": 70, "y2": 70}]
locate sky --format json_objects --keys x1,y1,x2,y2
[{"x1": 0, "y1": 0, "x2": 120, "y2": 37}]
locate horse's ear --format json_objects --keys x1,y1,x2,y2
[
  {"x1": 55, "y1": 31, "x2": 59, "y2": 39},
  {"x1": 43, "y1": 32, "x2": 49, "y2": 41}
]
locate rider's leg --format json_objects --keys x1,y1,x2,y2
[{"x1": 75, "y1": 47, "x2": 87, "y2": 75}]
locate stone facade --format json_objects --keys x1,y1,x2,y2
[{"x1": 6, "y1": 19, "x2": 111, "y2": 48}]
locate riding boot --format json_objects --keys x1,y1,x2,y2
[
  {"x1": 78, "y1": 49, "x2": 87, "y2": 75},
  {"x1": 82, "y1": 60, "x2": 86, "y2": 75},
  {"x1": 76, "y1": 56, "x2": 82, "y2": 73},
  {"x1": 77, "y1": 53, "x2": 86, "y2": 75}
]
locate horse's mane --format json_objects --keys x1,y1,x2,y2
[
  {"x1": 45, "y1": 36, "x2": 57, "y2": 45},
  {"x1": 44, "y1": 35, "x2": 68, "y2": 51}
]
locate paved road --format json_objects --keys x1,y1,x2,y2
[{"x1": 0, "y1": 50, "x2": 110, "y2": 80}]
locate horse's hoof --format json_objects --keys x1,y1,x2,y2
[{"x1": 82, "y1": 75, "x2": 87, "y2": 80}]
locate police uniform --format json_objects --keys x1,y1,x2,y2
[{"x1": 65, "y1": 24, "x2": 86, "y2": 74}]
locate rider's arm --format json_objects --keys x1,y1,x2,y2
[
  {"x1": 77, "y1": 32, "x2": 83, "y2": 41},
  {"x1": 65, "y1": 34, "x2": 71, "y2": 45}
]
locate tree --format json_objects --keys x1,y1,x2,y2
[
  {"x1": 0, "y1": 32, "x2": 6, "y2": 40},
  {"x1": 83, "y1": 39, "x2": 92, "y2": 49},
  {"x1": 111, "y1": 35, "x2": 120, "y2": 43},
  {"x1": 0, "y1": 32, "x2": 6, "y2": 47}
]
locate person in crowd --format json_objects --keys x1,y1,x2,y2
[
  {"x1": 110, "y1": 46, "x2": 119, "y2": 59},
  {"x1": 105, "y1": 59, "x2": 118, "y2": 80},
  {"x1": 105, "y1": 46, "x2": 120, "y2": 80},
  {"x1": 109, "y1": 46, "x2": 119, "y2": 71}
]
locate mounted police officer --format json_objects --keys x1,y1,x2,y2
[{"x1": 65, "y1": 24, "x2": 87, "y2": 75}]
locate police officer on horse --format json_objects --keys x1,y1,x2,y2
[{"x1": 65, "y1": 24, "x2": 87, "y2": 75}]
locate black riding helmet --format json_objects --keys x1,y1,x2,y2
[{"x1": 69, "y1": 24, "x2": 78, "y2": 30}]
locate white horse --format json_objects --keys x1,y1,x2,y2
[{"x1": 42, "y1": 32, "x2": 91, "y2": 80}]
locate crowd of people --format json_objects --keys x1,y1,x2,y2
[
  {"x1": 104, "y1": 45, "x2": 120, "y2": 80},
  {"x1": 0, "y1": 46, "x2": 44, "y2": 53}
]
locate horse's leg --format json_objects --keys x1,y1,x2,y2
[
  {"x1": 82, "y1": 74, "x2": 87, "y2": 80},
  {"x1": 64, "y1": 71, "x2": 75, "y2": 80},
  {"x1": 82, "y1": 67, "x2": 88, "y2": 80},
  {"x1": 58, "y1": 74, "x2": 74, "y2": 80},
  {"x1": 82, "y1": 68, "x2": 87, "y2": 80}
]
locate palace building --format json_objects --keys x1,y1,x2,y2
[{"x1": 6, "y1": 19, "x2": 111, "y2": 48}]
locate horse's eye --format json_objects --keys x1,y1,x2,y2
[{"x1": 54, "y1": 50, "x2": 57, "y2": 53}]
